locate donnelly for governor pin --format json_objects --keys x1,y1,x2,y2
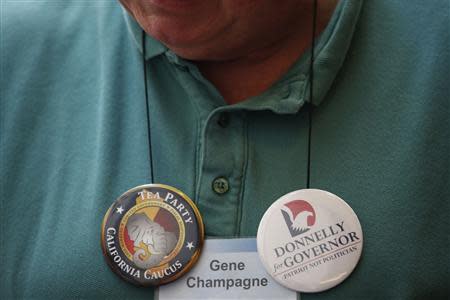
[
  {"x1": 101, "y1": 184, "x2": 204, "y2": 286},
  {"x1": 257, "y1": 189, "x2": 363, "y2": 293}
]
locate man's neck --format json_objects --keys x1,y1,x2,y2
[{"x1": 196, "y1": 0, "x2": 338, "y2": 105}]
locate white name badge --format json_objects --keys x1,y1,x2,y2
[{"x1": 157, "y1": 238, "x2": 298, "y2": 300}]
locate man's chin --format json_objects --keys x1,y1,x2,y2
[{"x1": 141, "y1": 17, "x2": 233, "y2": 60}]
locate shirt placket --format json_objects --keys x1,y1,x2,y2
[
  {"x1": 196, "y1": 109, "x2": 247, "y2": 236},
  {"x1": 164, "y1": 52, "x2": 247, "y2": 236}
]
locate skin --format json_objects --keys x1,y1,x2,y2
[{"x1": 120, "y1": 0, "x2": 338, "y2": 104}]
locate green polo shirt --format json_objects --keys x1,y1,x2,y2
[{"x1": 1, "y1": 0, "x2": 448, "y2": 299}]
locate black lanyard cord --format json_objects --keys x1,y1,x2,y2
[
  {"x1": 142, "y1": 31, "x2": 155, "y2": 183},
  {"x1": 306, "y1": 0, "x2": 318, "y2": 189}
]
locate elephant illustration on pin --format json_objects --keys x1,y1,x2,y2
[{"x1": 126, "y1": 213, "x2": 177, "y2": 269}]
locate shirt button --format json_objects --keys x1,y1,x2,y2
[
  {"x1": 217, "y1": 113, "x2": 230, "y2": 128},
  {"x1": 212, "y1": 177, "x2": 229, "y2": 195}
]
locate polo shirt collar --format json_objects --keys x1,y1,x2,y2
[
  {"x1": 308, "y1": 0, "x2": 363, "y2": 106},
  {"x1": 254, "y1": 0, "x2": 363, "y2": 110},
  {"x1": 123, "y1": 0, "x2": 363, "y2": 110},
  {"x1": 231, "y1": 0, "x2": 363, "y2": 112}
]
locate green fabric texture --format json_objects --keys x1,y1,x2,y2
[{"x1": 1, "y1": 0, "x2": 449, "y2": 299}]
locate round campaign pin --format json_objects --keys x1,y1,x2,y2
[
  {"x1": 257, "y1": 189, "x2": 363, "y2": 293},
  {"x1": 101, "y1": 184, "x2": 204, "y2": 286}
]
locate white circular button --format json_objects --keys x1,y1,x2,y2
[{"x1": 257, "y1": 189, "x2": 363, "y2": 293}]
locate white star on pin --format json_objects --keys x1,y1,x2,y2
[
  {"x1": 186, "y1": 242, "x2": 194, "y2": 250},
  {"x1": 116, "y1": 206, "x2": 124, "y2": 214}
]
